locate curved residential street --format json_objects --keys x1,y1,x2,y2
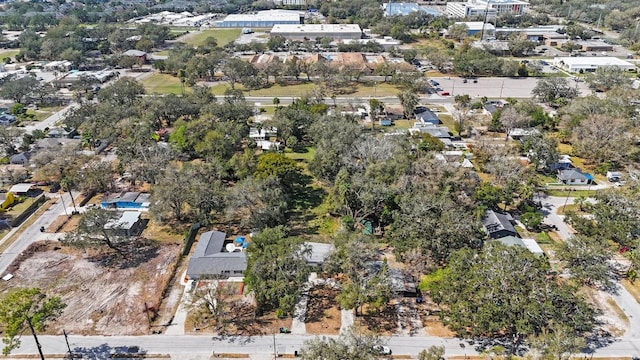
[{"x1": 539, "y1": 195, "x2": 640, "y2": 340}]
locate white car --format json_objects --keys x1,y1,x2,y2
[{"x1": 373, "y1": 345, "x2": 392, "y2": 355}]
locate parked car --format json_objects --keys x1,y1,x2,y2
[
  {"x1": 440, "y1": 91, "x2": 450, "y2": 96},
  {"x1": 373, "y1": 345, "x2": 392, "y2": 355},
  {"x1": 429, "y1": 79, "x2": 440, "y2": 86}
]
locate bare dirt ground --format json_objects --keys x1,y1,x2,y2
[
  {"x1": 185, "y1": 283, "x2": 292, "y2": 336},
  {"x1": 417, "y1": 298, "x2": 456, "y2": 337},
  {"x1": 3, "y1": 240, "x2": 181, "y2": 335},
  {"x1": 305, "y1": 286, "x2": 341, "y2": 335},
  {"x1": 355, "y1": 303, "x2": 397, "y2": 336}
]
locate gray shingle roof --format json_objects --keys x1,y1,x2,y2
[
  {"x1": 557, "y1": 168, "x2": 587, "y2": 181},
  {"x1": 482, "y1": 210, "x2": 517, "y2": 237},
  {"x1": 186, "y1": 231, "x2": 247, "y2": 279}
]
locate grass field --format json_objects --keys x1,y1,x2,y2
[
  {"x1": 0, "y1": 49, "x2": 19, "y2": 61},
  {"x1": 141, "y1": 73, "x2": 186, "y2": 94},
  {"x1": 182, "y1": 29, "x2": 242, "y2": 47}
]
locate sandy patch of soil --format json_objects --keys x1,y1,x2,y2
[
  {"x1": 3, "y1": 240, "x2": 181, "y2": 335},
  {"x1": 305, "y1": 286, "x2": 341, "y2": 335}
]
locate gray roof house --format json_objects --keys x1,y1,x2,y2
[
  {"x1": 186, "y1": 231, "x2": 247, "y2": 280},
  {"x1": 482, "y1": 210, "x2": 518, "y2": 239},
  {"x1": 557, "y1": 168, "x2": 590, "y2": 185},
  {"x1": 414, "y1": 108, "x2": 440, "y2": 124},
  {"x1": 9, "y1": 152, "x2": 31, "y2": 165}
]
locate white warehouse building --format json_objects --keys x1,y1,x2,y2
[
  {"x1": 270, "y1": 24, "x2": 363, "y2": 40},
  {"x1": 552, "y1": 57, "x2": 637, "y2": 73},
  {"x1": 214, "y1": 10, "x2": 303, "y2": 28},
  {"x1": 447, "y1": 0, "x2": 528, "y2": 19}
]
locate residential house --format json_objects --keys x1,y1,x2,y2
[
  {"x1": 0, "y1": 192, "x2": 15, "y2": 210},
  {"x1": 250, "y1": 54, "x2": 282, "y2": 70},
  {"x1": 495, "y1": 235, "x2": 544, "y2": 256},
  {"x1": 383, "y1": 106, "x2": 404, "y2": 120},
  {"x1": 47, "y1": 127, "x2": 77, "y2": 139},
  {"x1": 34, "y1": 138, "x2": 81, "y2": 151},
  {"x1": 482, "y1": 210, "x2": 518, "y2": 239},
  {"x1": 249, "y1": 127, "x2": 278, "y2": 140},
  {"x1": 122, "y1": 49, "x2": 148, "y2": 62},
  {"x1": 550, "y1": 154, "x2": 572, "y2": 170},
  {"x1": 304, "y1": 53, "x2": 328, "y2": 66},
  {"x1": 483, "y1": 103, "x2": 499, "y2": 117},
  {"x1": 557, "y1": 168, "x2": 591, "y2": 185},
  {"x1": 9, "y1": 152, "x2": 31, "y2": 165},
  {"x1": 414, "y1": 108, "x2": 440, "y2": 125},
  {"x1": 408, "y1": 123, "x2": 452, "y2": 146},
  {"x1": 303, "y1": 242, "x2": 335, "y2": 267},
  {"x1": 104, "y1": 211, "x2": 146, "y2": 237},
  {"x1": 101, "y1": 192, "x2": 151, "y2": 210},
  {"x1": 509, "y1": 128, "x2": 540, "y2": 141},
  {"x1": 332, "y1": 52, "x2": 370, "y2": 74},
  {"x1": 186, "y1": 230, "x2": 247, "y2": 280}
]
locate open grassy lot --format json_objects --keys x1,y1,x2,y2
[
  {"x1": 141, "y1": 73, "x2": 186, "y2": 94},
  {"x1": 183, "y1": 29, "x2": 242, "y2": 47},
  {"x1": 0, "y1": 49, "x2": 19, "y2": 61}
]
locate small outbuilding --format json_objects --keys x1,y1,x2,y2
[{"x1": 104, "y1": 211, "x2": 146, "y2": 237}]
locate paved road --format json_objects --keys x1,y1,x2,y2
[
  {"x1": 0, "y1": 191, "x2": 77, "y2": 277},
  {"x1": 9, "y1": 333, "x2": 640, "y2": 358},
  {"x1": 539, "y1": 195, "x2": 640, "y2": 340},
  {"x1": 23, "y1": 103, "x2": 78, "y2": 134}
]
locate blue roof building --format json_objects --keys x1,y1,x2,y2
[{"x1": 382, "y1": 2, "x2": 441, "y2": 17}]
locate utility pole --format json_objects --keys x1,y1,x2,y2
[
  {"x1": 63, "y1": 330, "x2": 72, "y2": 359},
  {"x1": 273, "y1": 332, "x2": 277, "y2": 360},
  {"x1": 144, "y1": 302, "x2": 151, "y2": 333}
]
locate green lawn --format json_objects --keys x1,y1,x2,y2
[
  {"x1": 351, "y1": 82, "x2": 401, "y2": 97},
  {"x1": 0, "y1": 49, "x2": 19, "y2": 61},
  {"x1": 438, "y1": 113, "x2": 456, "y2": 133},
  {"x1": 141, "y1": 73, "x2": 186, "y2": 94},
  {"x1": 285, "y1": 147, "x2": 315, "y2": 164},
  {"x1": 182, "y1": 29, "x2": 242, "y2": 47}
]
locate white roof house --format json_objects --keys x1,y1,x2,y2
[{"x1": 552, "y1": 57, "x2": 637, "y2": 73}]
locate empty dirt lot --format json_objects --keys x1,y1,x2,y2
[{"x1": 3, "y1": 240, "x2": 181, "y2": 335}]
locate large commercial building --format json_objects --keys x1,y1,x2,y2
[
  {"x1": 552, "y1": 57, "x2": 637, "y2": 73},
  {"x1": 270, "y1": 24, "x2": 362, "y2": 40},
  {"x1": 382, "y1": 2, "x2": 441, "y2": 17},
  {"x1": 214, "y1": 10, "x2": 303, "y2": 28},
  {"x1": 447, "y1": 0, "x2": 528, "y2": 19}
]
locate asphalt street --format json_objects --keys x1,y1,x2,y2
[
  {"x1": 539, "y1": 195, "x2": 640, "y2": 340},
  {"x1": 23, "y1": 103, "x2": 78, "y2": 134},
  {"x1": 9, "y1": 334, "x2": 640, "y2": 358},
  {"x1": 0, "y1": 191, "x2": 77, "y2": 277}
]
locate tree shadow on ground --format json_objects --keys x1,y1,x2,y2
[
  {"x1": 357, "y1": 303, "x2": 397, "y2": 334},
  {"x1": 305, "y1": 286, "x2": 339, "y2": 323},
  {"x1": 85, "y1": 238, "x2": 160, "y2": 269},
  {"x1": 72, "y1": 343, "x2": 146, "y2": 360}
]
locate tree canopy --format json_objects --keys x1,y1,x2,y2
[{"x1": 426, "y1": 243, "x2": 596, "y2": 338}]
